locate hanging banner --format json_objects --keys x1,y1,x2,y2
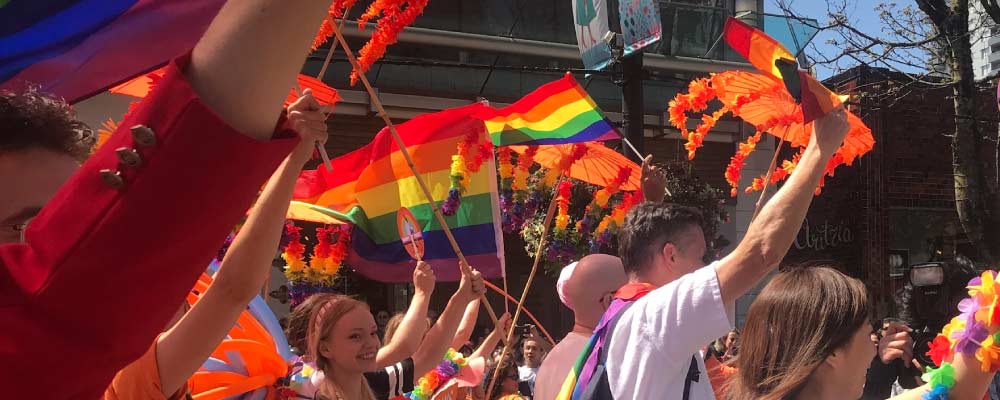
[
  {"x1": 619, "y1": 0, "x2": 662, "y2": 55},
  {"x1": 572, "y1": 0, "x2": 613, "y2": 70}
]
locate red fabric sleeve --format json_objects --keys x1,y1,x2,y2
[{"x1": 0, "y1": 53, "x2": 298, "y2": 399}]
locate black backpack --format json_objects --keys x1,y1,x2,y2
[{"x1": 577, "y1": 301, "x2": 701, "y2": 400}]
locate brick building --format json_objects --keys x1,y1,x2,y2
[{"x1": 798, "y1": 65, "x2": 1000, "y2": 317}]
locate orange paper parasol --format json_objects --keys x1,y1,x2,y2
[
  {"x1": 711, "y1": 71, "x2": 873, "y2": 166},
  {"x1": 668, "y1": 70, "x2": 873, "y2": 196},
  {"x1": 507, "y1": 142, "x2": 640, "y2": 191}
]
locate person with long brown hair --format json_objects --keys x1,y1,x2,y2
[
  {"x1": 292, "y1": 265, "x2": 485, "y2": 399},
  {"x1": 730, "y1": 264, "x2": 997, "y2": 400}
]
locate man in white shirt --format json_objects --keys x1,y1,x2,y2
[
  {"x1": 605, "y1": 108, "x2": 851, "y2": 399},
  {"x1": 519, "y1": 334, "x2": 548, "y2": 395},
  {"x1": 534, "y1": 255, "x2": 628, "y2": 400}
]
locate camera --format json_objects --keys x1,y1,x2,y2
[
  {"x1": 910, "y1": 262, "x2": 945, "y2": 288},
  {"x1": 908, "y1": 327, "x2": 935, "y2": 368},
  {"x1": 514, "y1": 324, "x2": 534, "y2": 338}
]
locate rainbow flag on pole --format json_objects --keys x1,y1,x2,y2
[
  {"x1": 293, "y1": 103, "x2": 505, "y2": 283},
  {"x1": 475, "y1": 74, "x2": 621, "y2": 146},
  {"x1": 724, "y1": 17, "x2": 843, "y2": 123}
]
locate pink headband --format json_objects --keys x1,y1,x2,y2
[{"x1": 311, "y1": 298, "x2": 335, "y2": 351}]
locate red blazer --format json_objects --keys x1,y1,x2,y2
[{"x1": 0, "y1": 54, "x2": 298, "y2": 399}]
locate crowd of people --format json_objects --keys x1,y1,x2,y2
[{"x1": 3, "y1": 1, "x2": 1000, "y2": 399}]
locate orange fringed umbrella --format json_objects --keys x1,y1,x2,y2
[
  {"x1": 507, "y1": 142, "x2": 641, "y2": 191},
  {"x1": 668, "y1": 70, "x2": 873, "y2": 196},
  {"x1": 711, "y1": 71, "x2": 873, "y2": 165}
]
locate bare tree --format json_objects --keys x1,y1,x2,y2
[{"x1": 777, "y1": 0, "x2": 1000, "y2": 263}]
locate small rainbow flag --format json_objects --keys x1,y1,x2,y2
[
  {"x1": 293, "y1": 103, "x2": 505, "y2": 283},
  {"x1": 475, "y1": 74, "x2": 620, "y2": 146},
  {"x1": 724, "y1": 17, "x2": 842, "y2": 123}
]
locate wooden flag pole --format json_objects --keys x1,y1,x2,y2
[
  {"x1": 327, "y1": 17, "x2": 503, "y2": 333},
  {"x1": 307, "y1": 15, "x2": 352, "y2": 173},
  {"x1": 316, "y1": 15, "x2": 350, "y2": 81},
  {"x1": 749, "y1": 133, "x2": 790, "y2": 223},
  {"x1": 485, "y1": 179, "x2": 561, "y2": 400},
  {"x1": 484, "y1": 281, "x2": 555, "y2": 345}
]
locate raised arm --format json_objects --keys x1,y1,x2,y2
[
  {"x1": 376, "y1": 261, "x2": 435, "y2": 368},
  {"x1": 471, "y1": 313, "x2": 512, "y2": 360},
  {"x1": 890, "y1": 353, "x2": 996, "y2": 400},
  {"x1": 188, "y1": 0, "x2": 331, "y2": 137},
  {"x1": 451, "y1": 299, "x2": 481, "y2": 350},
  {"x1": 716, "y1": 108, "x2": 851, "y2": 305},
  {"x1": 411, "y1": 265, "x2": 486, "y2": 375},
  {"x1": 155, "y1": 93, "x2": 328, "y2": 395}
]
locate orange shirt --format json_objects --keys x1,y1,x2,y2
[
  {"x1": 103, "y1": 339, "x2": 187, "y2": 400},
  {"x1": 704, "y1": 355, "x2": 737, "y2": 400}
]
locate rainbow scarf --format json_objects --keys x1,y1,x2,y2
[
  {"x1": 293, "y1": 103, "x2": 505, "y2": 282},
  {"x1": 556, "y1": 283, "x2": 654, "y2": 400},
  {"x1": 474, "y1": 74, "x2": 620, "y2": 146}
]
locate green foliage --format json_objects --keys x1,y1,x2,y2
[{"x1": 521, "y1": 160, "x2": 730, "y2": 276}]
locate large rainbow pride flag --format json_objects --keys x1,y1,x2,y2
[
  {"x1": 293, "y1": 103, "x2": 505, "y2": 282},
  {"x1": 475, "y1": 74, "x2": 621, "y2": 146},
  {"x1": 0, "y1": 0, "x2": 225, "y2": 103}
]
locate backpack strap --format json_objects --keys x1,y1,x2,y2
[{"x1": 682, "y1": 355, "x2": 700, "y2": 400}]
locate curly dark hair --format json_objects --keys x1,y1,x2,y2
[
  {"x1": 1, "y1": 87, "x2": 95, "y2": 161},
  {"x1": 618, "y1": 202, "x2": 704, "y2": 274}
]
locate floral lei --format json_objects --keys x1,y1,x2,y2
[
  {"x1": 443, "y1": 131, "x2": 491, "y2": 216},
  {"x1": 282, "y1": 222, "x2": 352, "y2": 307},
  {"x1": 920, "y1": 270, "x2": 1000, "y2": 399},
  {"x1": 391, "y1": 348, "x2": 467, "y2": 400}
]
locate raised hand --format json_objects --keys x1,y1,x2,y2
[
  {"x1": 877, "y1": 322, "x2": 914, "y2": 365},
  {"x1": 810, "y1": 106, "x2": 850, "y2": 156},
  {"x1": 287, "y1": 88, "x2": 331, "y2": 163},
  {"x1": 456, "y1": 263, "x2": 485, "y2": 303},
  {"x1": 413, "y1": 260, "x2": 436, "y2": 296},
  {"x1": 641, "y1": 155, "x2": 667, "y2": 203},
  {"x1": 494, "y1": 312, "x2": 513, "y2": 336}
]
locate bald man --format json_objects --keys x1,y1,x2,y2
[{"x1": 534, "y1": 254, "x2": 628, "y2": 400}]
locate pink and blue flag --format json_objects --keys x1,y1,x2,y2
[{"x1": 0, "y1": 0, "x2": 226, "y2": 103}]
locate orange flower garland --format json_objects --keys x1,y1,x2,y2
[
  {"x1": 723, "y1": 131, "x2": 762, "y2": 197},
  {"x1": 312, "y1": 0, "x2": 361, "y2": 51},
  {"x1": 282, "y1": 223, "x2": 307, "y2": 282},
  {"x1": 498, "y1": 147, "x2": 514, "y2": 183},
  {"x1": 541, "y1": 143, "x2": 589, "y2": 188},
  {"x1": 352, "y1": 0, "x2": 429, "y2": 85},
  {"x1": 310, "y1": 226, "x2": 335, "y2": 280},
  {"x1": 310, "y1": 0, "x2": 429, "y2": 85},
  {"x1": 328, "y1": 225, "x2": 351, "y2": 278},
  {"x1": 594, "y1": 192, "x2": 642, "y2": 236},
  {"x1": 554, "y1": 181, "x2": 572, "y2": 232},
  {"x1": 513, "y1": 146, "x2": 538, "y2": 195}
]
